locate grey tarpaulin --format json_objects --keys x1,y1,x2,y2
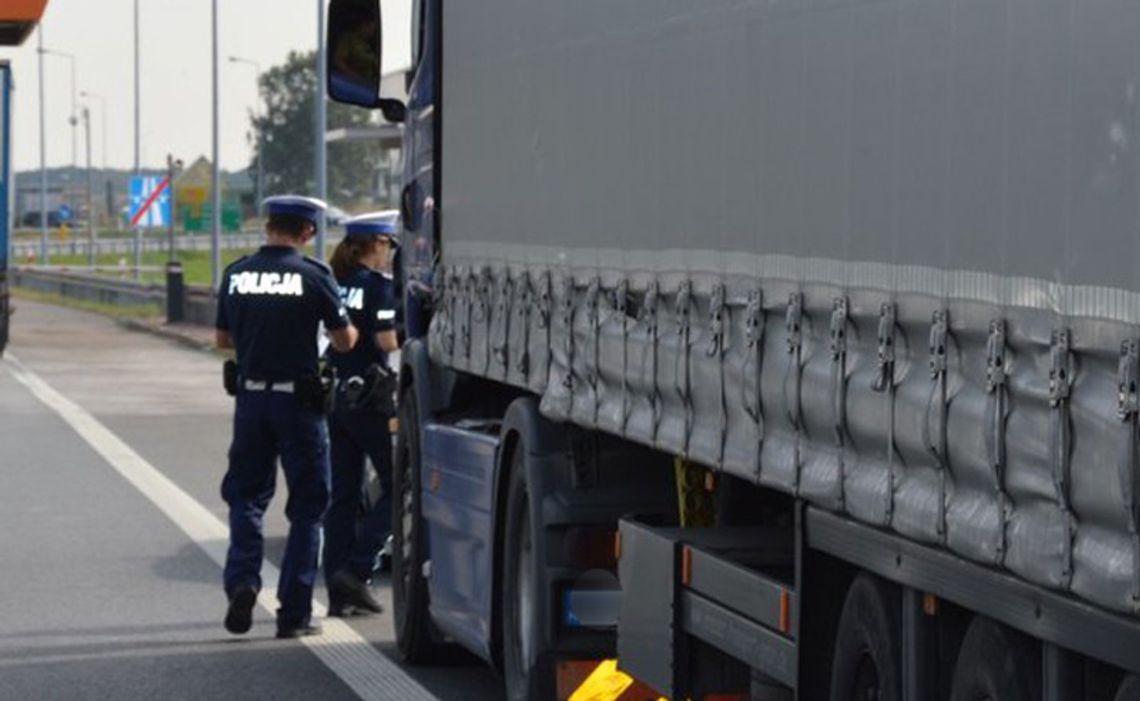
[{"x1": 431, "y1": 0, "x2": 1140, "y2": 617}]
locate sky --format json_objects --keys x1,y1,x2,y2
[{"x1": 0, "y1": 0, "x2": 411, "y2": 174}]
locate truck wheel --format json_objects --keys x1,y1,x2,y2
[
  {"x1": 501, "y1": 450, "x2": 553, "y2": 701},
  {"x1": 392, "y1": 387, "x2": 444, "y2": 662},
  {"x1": 1115, "y1": 675, "x2": 1140, "y2": 701},
  {"x1": 829, "y1": 574, "x2": 901, "y2": 701},
  {"x1": 949, "y1": 617, "x2": 1040, "y2": 701}
]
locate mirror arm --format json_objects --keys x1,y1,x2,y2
[{"x1": 379, "y1": 98, "x2": 408, "y2": 124}]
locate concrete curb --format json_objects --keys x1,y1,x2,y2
[{"x1": 117, "y1": 318, "x2": 219, "y2": 354}]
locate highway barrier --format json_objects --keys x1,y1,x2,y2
[{"x1": 11, "y1": 268, "x2": 216, "y2": 324}]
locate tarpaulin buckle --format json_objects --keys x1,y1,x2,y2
[
  {"x1": 985, "y1": 319, "x2": 1006, "y2": 393},
  {"x1": 1049, "y1": 328, "x2": 1073, "y2": 408},
  {"x1": 829, "y1": 296, "x2": 848, "y2": 360},
  {"x1": 785, "y1": 292, "x2": 803, "y2": 355},
  {"x1": 1118, "y1": 338, "x2": 1139, "y2": 422},
  {"x1": 707, "y1": 283, "x2": 726, "y2": 358},
  {"x1": 872, "y1": 302, "x2": 896, "y2": 393},
  {"x1": 928, "y1": 310, "x2": 948, "y2": 379}
]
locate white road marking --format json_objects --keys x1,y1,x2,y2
[{"x1": 5, "y1": 353, "x2": 437, "y2": 701}]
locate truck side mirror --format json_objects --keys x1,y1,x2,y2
[{"x1": 327, "y1": 0, "x2": 384, "y2": 108}]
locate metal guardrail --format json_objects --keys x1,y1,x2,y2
[
  {"x1": 11, "y1": 268, "x2": 217, "y2": 325},
  {"x1": 10, "y1": 232, "x2": 265, "y2": 259}
]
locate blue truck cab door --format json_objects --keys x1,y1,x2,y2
[{"x1": 400, "y1": 0, "x2": 438, "y2": 341}]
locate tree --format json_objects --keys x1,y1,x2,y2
[{"x1": 247, "y1": 50, "x2": 382, "y2": 204}]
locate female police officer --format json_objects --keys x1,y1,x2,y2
[
  {"x1": 216, "y1": 196, "x2": 358, "y2": 639},
  {"x1": 322, "y1": 212, "x2": 400, "y2": 616}
]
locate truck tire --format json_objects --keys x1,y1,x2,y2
[
  {"x1": 1115, "y1": 675, "x2": 1140, "y2": 701},
  {"x1": 828, "y1": 573, "x2": 902, "y2": 701},
  {"x1": 949, "y1": 617, "x2": 1040, "y2": 701},
  {"x1": 501, "y1": 450, "x2": 554, "y2": 701},
  {"x1": 392, "y1": 387, "x2": 445, "y2": 663}
]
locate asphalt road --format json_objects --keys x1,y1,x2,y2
[{"x1": 0, "y1": 300, "x2": 504, "y2": 701}]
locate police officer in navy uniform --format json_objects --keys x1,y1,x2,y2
[
  {"x1": 322, "y1": 212, "x2": 400, "y2": 616},
  {"x1": 215, "y1": 196, "x2": 359, "y2": 639}
]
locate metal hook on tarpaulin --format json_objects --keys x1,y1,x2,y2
[
  {"x1": 742, "y1": 288, "x2": 765, "y2": 483},
  {"x1": 1048, "y1": 327, "x2": 1075, "y2": 589},
  {"x1": 985, "y1": 318, "x2": 1010, "y2": 565}
]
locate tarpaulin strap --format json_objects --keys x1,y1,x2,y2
[
  {"x1": 491, "y1": 271, "x2": 513, "y2": 374},
  {"x1": 1118, "y1": 338, "x2": 1140, "y2": 603},
  {"x1": 1048, "y1": 327, "x2": 1075, "y2": 588},
  {"x1": 512, "y1": 272, "x2": 532, "y2": 380},
  {"x1": 585, "y1": 277, "x2": 602, "y2": 424},
  {"x1": 439, "y1": 267, "x2": 456, "y2": 359},
  {"x1": 616, "y1": 280, "x2": 633, "y2": 432},
  {"x1": 460, "y1": 269, "x2": 476, "y2": 366},
  {"x1": 641, "y1": 282, "x2": 662, "y2": 443},
  {"x1": 708, "y1": 283, "x2": 728, "y2": 466},
  {"x1": 872, "y1": 302, "x2": 896, "y2": 394},
  {"x1": 743, "y1": 289, "x2": 765, "y2": 481},
  {"x1": 784, "y1": 293, "x2": 804, "y2": 494},
  {"x1": 984, "y1": 319, "x2": 1009, "y2": 564},
  {"x1": 830, "y1": 297, "x2": 850, "y2": 508},
  {"x1": 925, "y1": 309, "x2": 949, "y2": 538},
  {"x1": 784, "y1": 293, "x2": 804, "y2": 429},
  {"x1": 560, "y1": 276, "x2": 577, "y2": 394},
  {"x1": 875, "y1": 302, "x2": 898, "y2": 523},
  {"x1": 674, "y1": 280, "x2": 694, "y2": 457},
  {"x1": 477, "y1": 267, "x2": 496, "y2": 375},
  {"x1": 538, "y1": 271, "x2": 554, "y2": 389}
]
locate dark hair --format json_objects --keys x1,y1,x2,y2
[
  {"x1": 266, "y1": 214, "x2": 313, "y2": 239},
  {"x1": 330, "y1": 234, "x2": 383, "y2": 280}
]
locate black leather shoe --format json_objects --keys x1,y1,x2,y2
[
  {"x1": 329, "y1": 569, "x2": 384, "y2": 614},
  {"x1": 276, "y1": 621, "x2": 323, "y2": 639},
  {"x1": 327, "y1": 600, "x2": 355, "y2": 618},
  {"x1": 224, "y1": 586, "x2": 258, "y2": 635}
]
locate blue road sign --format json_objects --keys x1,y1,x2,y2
[
  {"x1": 129, "y1": 176, "x2": 172, "y2": 229},
  {"x1": 57, "y1": 204, "x2": 72, "y2": 222}
]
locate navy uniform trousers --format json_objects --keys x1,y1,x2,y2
[
  {"x1": 222, "y1": 390, "x2": 331, "y2": 627},
  {"x1": 322, "y1": 397, "x2": 392, "y2": 584}
]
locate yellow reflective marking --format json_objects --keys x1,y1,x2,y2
[{"x1": 568, "y1": 659, "x2": 668, "y2": 701}]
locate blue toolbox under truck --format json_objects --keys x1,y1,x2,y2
[{"x1": 328, "y1": 1, "x2": 1140, "y2": 699}]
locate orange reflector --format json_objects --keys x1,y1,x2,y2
[
  {"x1": 614, "y1": 531, "x2": 622, "y2": 562},
  {"x1": 778, "y1": 590, "x2": 791, "y2": 634},
  {"x1": 681, "y1": 545, "x2": 692, "y2": 586},
  {"x1": 923, "y1": 592, "x2": 939, "y2": 616},
  {"x1": 704, "y1": 471, "x2": 717, "y2": 492}
]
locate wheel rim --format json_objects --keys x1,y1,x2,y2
[
  {"x1": 515, "y1": 498, "x2": 535, "y2": 668},
  {"x1": 398, "y1": 433, "x2": 415, "y2": 596},
  {"x1": 852, "y1": 651, "x2": 880, "y2": 701}
]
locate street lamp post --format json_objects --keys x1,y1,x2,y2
[
  {"x1": 315, "y1": 0, "x2": 328, "y2": 261},
  {"x1": 210, "y1": 0, "x2": 221, "y2": 291},
  {"x1": 134, "y1": 0, "x2": 140, "y2": 175},
  {"x1": 37, "y1": 27, "x2": 47, "y2": 264},
  {"x1": 39, "y1": 48, "x2": 77, "y2": 171},
  {"x1": 228, "y1": 56, "x2": 264, "y2": 209},
  {"x1": 79, "y1": 90, "x2": 106, "y2": 233},
  {"x1": 82, "y1": 106, "x2": 94, "y2": 267},
  {"x1": 78, "y1": 91, "x2": 107, "y2": 171}
]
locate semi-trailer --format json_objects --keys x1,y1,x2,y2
[{"x1": 329, "y1": 1, "x2": 1140, "y2": 698}]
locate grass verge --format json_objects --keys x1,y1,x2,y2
[{"x1": 11, "y1": 286, "x2": 164, "y2": 320}]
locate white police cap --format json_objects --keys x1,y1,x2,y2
[
  {"x1": 344, "y1": 210, "x2": 400, "y2": 243},
  {"x1": 261, "y1": 195, "x2": 328, "y2": 225}
]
